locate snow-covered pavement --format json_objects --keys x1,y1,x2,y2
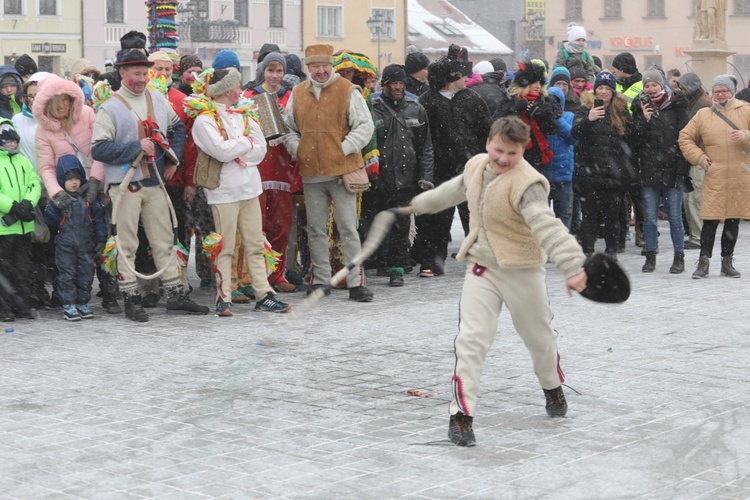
[{"x1": 2, "y1": 217, "x2": 749, "y2": 499}]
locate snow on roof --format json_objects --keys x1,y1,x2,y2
[{"x1": 408, "y1": 0, "x2": 512, "y2": 56}]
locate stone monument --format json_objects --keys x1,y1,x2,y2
[{"x1": 684, "y1": 0, "x2": 733, "y2": 86}]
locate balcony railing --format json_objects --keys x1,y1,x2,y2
[
  {"x1": 184, "y1": 20, "x2": 239, "y2": 43},
  {"x1": 104, "y1": 24, "x2": 127, "y2": 44}
]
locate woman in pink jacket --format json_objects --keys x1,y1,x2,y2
[
  {"x1": 32, "y1": 75, "x2": 117, "y2": 312},
  {"x1": 33, "y1": 75, "x2": 105, "y2": 209}
]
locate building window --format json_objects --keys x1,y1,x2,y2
[
  {"x1": 39, "y1": 0, "x2": 57, "y2": 15},
  {"x1": 371, "y1": 8, "x2": 395, "y2": 40},
  {"x1": 647, "y1": 0, "x2": 664, "y2": 16},
  {"x1": 3, "y1": 0, "x2": 22, "y2": 14},
  {"x1": 643, "y1": 54, "x2": 662, "y2": 69},
  {"x1": 269, "y1": 0, "x2": 282, "y2": 28},
  {"x1": 106, "y1": 0, "x2": 124, "y2": 23},
  {"x1": 566, "y1": 0, "x2": 582, "y2": 19},
  {"x1": 604, "y1": 0, "x2": 621, "y2": 18},
  {"x1": 430, "y1": 22, "x2": 464, "y2": 37},
  {"x1": 317, "y1": 5, "x2": 342, "y2": 38},
  {"x1": 234, "y1": 0, "x2": 248, "y2": 27},
  {"x1": 737, "y1": 0, "x2": 750, "y2": 15}
]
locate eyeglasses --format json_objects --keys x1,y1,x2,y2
[
  {"x1": 712, "y1": 89, "x2": 732, "y2": 95},
  {"x1": 23, "y1": 94, "x2": 35, "y2": 100}
]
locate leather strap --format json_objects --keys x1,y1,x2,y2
[
  {"x1": 710, "y1": 106, "x2": 740, "y2": 130},
  {"x1": 113, "y1": 92, "x2": 158, "y2": 178}
]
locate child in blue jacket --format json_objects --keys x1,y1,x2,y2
[
  {"x1": 544, "y1": 86, "x2": 577, "y2": 228},
  {"x1": 44, "y1": 155, "x2": 106, "y2": 321}
]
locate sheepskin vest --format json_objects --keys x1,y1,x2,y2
[
  {"x1": 456, "y1": 154, "x2": 549, "y2": 268},
  {"x1": 292, "y1": 77, "x2": 363, "y2": 177}
]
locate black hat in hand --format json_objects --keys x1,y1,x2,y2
[{"x1": 580, "y1": 253, "x2": 631, "y2": 303}]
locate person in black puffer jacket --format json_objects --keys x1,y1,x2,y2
[
  {"x1": 492, "y1": 60, "x2": 558, "y2": 173},
  {"x1": 572, "y1": 71, "x2": 635, "y2": 258},
  {"x1": 471, "y1": 66, "x2": 510, "y2": 117},
  {"x1": 413, "y1": 44, "x2": 491, "y2": 277},
  {"x1": 632, "y1": 67, "x2": 692, "y2": 274}
]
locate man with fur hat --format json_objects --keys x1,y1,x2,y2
[
  {"x1": 404, "y1": 46, "x2": 430, "y2": 97},
  {"x1": 91, "y1": 50, "x2": 208, "y2": 321},
  {"x1": 368, "y1": 64, "x2": 434, "y2": 286},
  {"x1": 554, "y1": 23, "x2": 599, "y2": 83},
  {"x1": 413, "y1": 44, "x2": 491, "y2": 277},
  {"x1": 282, "y1": 43, "x2": 376, "y2": 302}
]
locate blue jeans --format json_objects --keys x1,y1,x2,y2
[
  {"x1": 548, "y1": 181, "x2": 571, "y2": 229},
  {"x1": 641, "y1": 186, "x2": 684, "y2": 253}
]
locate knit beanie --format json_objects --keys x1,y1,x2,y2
[
  {"x1": 642, "y1": 67, "x2": 665, "y2": 89},
  {"x1": 205, "y1": 67, "x2": 242, "y2": 98},
  {"x1": 569, "y1": 65, "x2": 587, "y2": 81},
  {"x1": 489, "y1": 58, "x2": 507, "y2": 73},
  {"x1": 612, "y1": 52, "x2": 637, "y2": 75},
  {"x1": 212, "y1": 50, "x2": 240, "y2": 71},
  {"x1": 594, "y1": 71, "x2": 617, "y2": 91},
  {"x1": 256, "y1": 52, "x2": 287, "y2": 85},
  {"x1": 472, "y1": 61, "x2": 494, "y2": 76},
  {"x1": 405, "y1": 50, "x2": 430, "y2": 75},
  {"x1": 567, "y1": 23, "x2": 587, "y2": 43},
  {"x1": 549, "y1": 66, "x2": 571, "y2": 86},
  {"x1": 712, "y1": 74, "x2": 736, "y2": 95},
  {"x1": 14, "y1": 54, "x2": 37, "y2": 77},
  {"x1": 284, "y1": 54, "x2": 305, "y2": 78},
  {"x1": 179, "y1": 54, "x2": 203, "y2": 75},
  {"x1": 381, "y1": 64, "x2": 407, "y2": 86},
  {"x1": 257, "y1": 43, "x2": 281, "y2": 64}
]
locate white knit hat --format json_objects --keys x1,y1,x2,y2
[
  {"x1": 567, "y1": 23, "x2": 587, "y2": 43},
  {"x1": 472, "y1": 61, "x2": 494, "y2": 76}
]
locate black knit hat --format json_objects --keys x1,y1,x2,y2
[
  {"x1": 513, "y1": 60, "x2": 546, "y2": 87},
  {"x1": 580, "y1": 253, "x2": 631, "y2": 303},
  {"x1": 120, "y1": 30, "x2": 147, "y2": 50},
  {"x1": 612, "y1": 52, "x2": 637, "y2": 75},
  {"x1": 405, "y1": 50, "x2": 430, "y2": 75},
  {"x1": 381, "y1": 64, "x2": 407, "y2": 86},
  {"x1": 14, "y1": 54, "x2": 37, "y2": 77},
  {"x1": 489, "y1": 58, "x2": 507, "y2": 73}
]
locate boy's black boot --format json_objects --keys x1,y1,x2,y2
[
  {"x1": 102, "y1": 288, "x2": 122, "y2": 314},
  {"x1": 123, "y1": 293, "x2": 149, "y2": 322},
  {"x1": 642, "y1": 251, "x2": 656, "y2": 273},
  {"x1": 448, "y1": 412, "x2": 476, "y2": 447},
  {"x1": 669, "y1": 253, "x2": 685, "y2": 274},
  {"x1": 544, "y1": 386, "x2": 568, "y2": 417},
  {"x1": 165, "y1": 288, "x2": 209, "y2": 315}
]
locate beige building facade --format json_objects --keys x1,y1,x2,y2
[
  {"x1": 544, "y1": 0, "x2": 750, "y2": 87},
  {"x1": 0, "y1": 0, "x2": 83, "y2": 75},
  {"x1": 302, "y1": 0, "x2": 405, "y2": 75}
]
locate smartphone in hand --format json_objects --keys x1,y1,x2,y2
[{"x1": 594, "y1": 98, "x2": 604, "y2": 108}]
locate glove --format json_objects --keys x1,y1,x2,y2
[
  {"x1": 17, "y1": 200, "x2": 35, "y2": 222},
  {"x1": 516, "y1": 98, "x2": 530, "y2": 114},
  {"x1": 52, "y1": 191, "x2": 74, "y2": 218},
  {"x1": 85, "y1": 178, "x2": 101, "y2": 204},
  {"x1": 94, "y1": 241, "x2": 106, "y2": 256},
  {"x1": 9, "y1": 201, "x2": 22, "y2": 219}
]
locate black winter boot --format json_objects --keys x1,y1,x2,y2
[
  {"x1": 721, "y1": 256, "x2": 741, "y2": 278},
  {"x1": 448, "y1": 412, "x2": 476, "y2": 447},
  {"x1": 669, "y1": 253, "x2": 685, "y2": 274},
  {"x1": 544, "y1": 386, "x2": 568, "y2": 417},
  {"x1": 124, "y1": 293, "x2": 149, "y2": 322},
  {"x1": 166, "y1": 290, "x2": 209, "y2": 315},
  {"x1": 692, "y1": 255, "x2": 710, "y2": 279},
  {"x1": 642, "y1": 251, "x2": 656, "y2": 273}
]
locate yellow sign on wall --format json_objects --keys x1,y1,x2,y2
[{"x1": 525, "y1": 0, "x2": 545, "y2": 42}]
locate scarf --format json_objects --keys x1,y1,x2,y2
[
  {"x1": 520, "y1": 93, "x2": 553, "y2": 165},
  {"x1": 651, "y1": 90, "x2": 668, "y2": 109},
  {"x1": 564, "y1": 41, "x2": 585, "y2": 54}
]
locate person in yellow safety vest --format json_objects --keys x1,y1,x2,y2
[{"x1": 611, "y1": 52, "x2": 643, "y2": 111}]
